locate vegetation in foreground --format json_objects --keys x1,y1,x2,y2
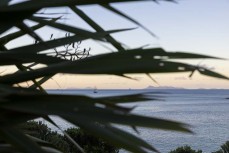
[
  {"x1": 170, "y1": 141, "x2": 229, "y2": 153},
  {"x1": 169, "y1": 146, "x2": 202, "y2": 153},
  {"x1": 0, "y1": 0, "x2": 228, "y2": 153},
  {"x1": 19, "y1": 121, "x2": 119, "y2": 153},
  {"x1": 212, "y1": 141, "x2": 229, "y2": 153},
  {"x1": 20, "y1": 121, "x2": 229, "y2": 153}
]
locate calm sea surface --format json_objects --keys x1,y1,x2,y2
[{"x1": 48, "y1": 89, "x2": 229, "y2": 153}]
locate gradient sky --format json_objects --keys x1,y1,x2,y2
[{"x1": 3, "y1": 0, "x2": 229, "y2": 89}]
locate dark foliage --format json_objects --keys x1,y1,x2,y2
[
  {"x1": 169, "y1": 145, "x2": 202, "y2": 153},
  {"x1": 18, "y1": 121, "x2": 119, "y2": 153},
  {"x1": 65, "y1": 128, "x2": 119, "y2": 153},
  {"x1": 212, "y1": 141, "x2": 229, "y2": 153}
]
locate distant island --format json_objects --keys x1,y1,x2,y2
[
  {"x1": 47, "y1": 86, "x2": 229, "y2": 90},
  {"x1": 145, "y1": 86, "x2": 185, "y2": 90}
]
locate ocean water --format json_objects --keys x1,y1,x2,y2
[{"x1": 48, "y1": 89, "x2": 229, "y2": 153}]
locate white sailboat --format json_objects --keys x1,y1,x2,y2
[{"x1": 93, "y1": 87, "x2": 98, "y2": 93}]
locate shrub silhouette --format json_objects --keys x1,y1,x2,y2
[
  {"x1": 212, "y1": 141, "x2": 229, "y2": 153},
  {"x1": 19, "y1": 121, "x2": 118, "y2": 153},
  {"x1": 169, "y1": 145, "x2": 202, "y2": 153},
  {"x1": 65, "y1": 128, "x2": 119, "y2": 153}
]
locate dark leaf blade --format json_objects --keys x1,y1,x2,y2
[
  {"x1": 26, "y1": 135, "x2": 51, "y2": 146},
  {"x1": 0, "y1": 111, "x2": 38, "y2": 127},
  {"x1": 0, "y1": 84, "x2": 42, "y2": 93},
  {"x1": 0, "y1": 17, "x2": 60, "y2": 45},
  {"x1": 0, "y1": 9, "x2": 38, "y2": 35},
  {"x1": 26, "y1": 135, "x2": 65, "y2": 153},
  {"x1": 74, "y1": 114, "x2": 192, "y2": 133},
  {"x1": 198, "y1": 68, "x2": 229, "y2": 80},
  {"x1": 102, "y1": 4, "x2": 157, "y2": 37},
  {"x1": 41, "y1": 146, "x2": 64, "y2": 153},
  {"x1": 45, "y1": 117, "x2": 85, "y2": 153},
  {"x1": 0, "y1": 143, "x2": 16, "y2": 153},
  {"x1": 167, "y1": 52, "x2": 225, "y2": 60},
  {"x1": 96, "y1": 93, "x2": 154, "y2": 103},
  {"x1": 30, "y1": 16, "x2": 135, "y2": 47},
  {"x1": 29, "y1": 76, "x2": 53, "y2": 89},
  {"x1": 105, "y1": 124, "x2": 159, "y2": 152},
  {"x1": 16, "y1": 22, "x2": 44, "y2": 43},
  {"x1": 6, "y1": 27, "x2": 134, "y2": 54},
  {"x1": 0, "y1": 0, "x2": 10, "y2": 7},
  {"x1": 0, "y1": 127, "x2": 47, "y2": 153},
  {"x1": 70, "y1": 6, "x2": 125, "y2": 51},
  {"x1": 63, "y1": 118, "x2": 150, "y2": 153},
  {"x1": 1, "y1": 94, "x2": 191, "y2": 133},
  {"x1": 0, "y1": 49, "x2": 227, "y2": 84},
  {"x1": 0, "y1": 0, "x2": 156, "y2": 12},
  {"x1": 123, "y1": 48, "x2": 223, "y2": 59},
  {"x1": 0, "y1": 53, "x2": 66, "y2": 66}
]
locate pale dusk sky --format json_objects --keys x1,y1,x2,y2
[{"x1": 2, "y1": 0, "x2": 229, "y2": 89}]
